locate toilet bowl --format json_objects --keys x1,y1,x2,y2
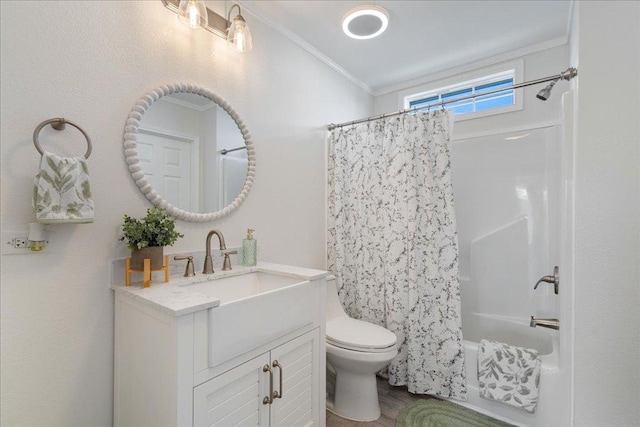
[{"x1": 325, "y1": 276, "x2": 398, "y2": 422}]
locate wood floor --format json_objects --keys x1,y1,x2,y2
[{"x1": 326, "y1": 377, "x2": 436, "y2": 427}]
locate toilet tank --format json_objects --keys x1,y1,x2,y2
[{"x1": 326, "y1": 275, "x2": 348, "y2": 320}]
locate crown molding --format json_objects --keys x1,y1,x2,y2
[{"x1": 237, "y1": 1, "x2": 373, "y2": 95}]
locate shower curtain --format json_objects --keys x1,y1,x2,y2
[{"x1": 327, "y1": 110, "x2": 467, "y2": 400}]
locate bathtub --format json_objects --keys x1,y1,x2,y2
[{"x1": 446, "y1": 312, "x2": 569, "y2": 427}]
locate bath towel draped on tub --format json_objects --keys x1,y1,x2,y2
[{"x1": 477, "y1": 339, "x2": 541, "y2": 413}]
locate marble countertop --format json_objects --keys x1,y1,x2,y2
[{"x1": 110, "y1": 262, "x2": 329, "y2": 317}]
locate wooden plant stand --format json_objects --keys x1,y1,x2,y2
[{"x1": 125, "y1": 256, "x2": 169, "y2": 288}]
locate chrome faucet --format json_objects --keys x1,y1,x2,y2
[
  {"x1": 530, "y1": 316, "x2": 560, "y2": 330},
  {"x1": 203, "y1": 229, "x2": 227, "y2": 274}
]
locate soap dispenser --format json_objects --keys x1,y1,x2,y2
[{"x1": 242, "y1": 228, "x2": 257, "y2": 266}]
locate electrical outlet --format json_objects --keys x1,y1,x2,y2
[
  {"x1": 2, "y1": 231, "x2": 48, "y2": 255},
  {"x1": 13, "y1": 237, "x2": 28, "y2": 249}
]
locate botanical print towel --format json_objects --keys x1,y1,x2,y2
[
  {"x1": 33, "y1": 151, "x2": 94, "y2": 223},
  {"x1": 477, "y1": 339, "x2": 541, "y2": 413}
]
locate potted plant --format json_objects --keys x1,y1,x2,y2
[{"x1": 120, "y1": 205, "x2": 183, "y2": 270}]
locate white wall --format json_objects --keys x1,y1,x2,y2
[
  {"x1": 0, "y1": 1, "x2": 371, "y2": 425},
  {"x1": 571, "y1": 2, "x2": 640, "y2": 426}
]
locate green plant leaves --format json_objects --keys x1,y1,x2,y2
[{"x1": 120, "y1": 206, "x2": 183, "y2": 251}]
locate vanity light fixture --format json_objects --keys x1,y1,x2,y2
[
  {"x1": 227, "y1": 4, "x2": 252, "y2": 52},
  {"x1": 162, "y1": 0, "x2": 252, "y2": 52},
  {"x1": 342, "y1": 5, "x2": 389, "y2": 40},
  {"x1": 177, "y1": 0, "x2": 208, "y2": 29}
]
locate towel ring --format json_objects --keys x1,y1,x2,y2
[{"x1": 33, "y1": 118, "x2": 92, "y2": 159}]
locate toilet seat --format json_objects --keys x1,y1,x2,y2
[{"x1": 326, "y1": 317, "x2": 397, "y2": 353}]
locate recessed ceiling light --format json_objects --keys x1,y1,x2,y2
[{"x1": 342, "y1": 5, "x2": 389, "y2": 40}]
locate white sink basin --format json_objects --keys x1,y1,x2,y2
[
  {"x1": 181, "y1": 270, "x2": 317, "y2": 367},
  {"x1": 182, "y1": 271, "x2": 305, "y2": 305}
]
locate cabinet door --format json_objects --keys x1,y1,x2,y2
[
  {"x1": 269, "y1": 329, "x2": 320, "y2": 426},
  {"x1": 194, "y1": 352, "x2": 271, "y2": 427}
]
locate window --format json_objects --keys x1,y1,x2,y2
[{"x1": 400, "y1": 61, "x2": 523, "y2": 121}]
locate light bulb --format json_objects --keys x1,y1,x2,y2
[
  {"x1": 187, "y1": 4, "x2": 198, "y2": 28},
  {"x1": 227, "y1": 15, "x2": 252, "y2": 52},
  {"x1": 235, "y1": 32, "x2": 244, "y2": 49},
  {"x1": 177, "y1": 0, "x2": 208, "y2": 29}
]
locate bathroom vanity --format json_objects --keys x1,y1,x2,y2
[{"x1": 111, "y1": 263, "x2": 328, "y2": 427}]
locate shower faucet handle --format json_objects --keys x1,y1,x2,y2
[{"x1": 534, "y1": 266, "x2": 559, "y2": 295}]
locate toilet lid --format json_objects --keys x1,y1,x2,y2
[{"x1": 326, "y1": 317, "x2": 397, "y2": 351}]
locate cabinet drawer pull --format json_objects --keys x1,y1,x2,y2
[
  {"x1": 262, "y1": 364, "x2": 273, "y2": 405},
  {"x1": 272, "y1": 360, "x2": 283, "y2": 399}
]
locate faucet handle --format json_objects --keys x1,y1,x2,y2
[
  {"x1": 174, "y1": 255, "x2": 195, "y2": 277},
  {"x1": 534, "y1": 266, "x2": 559, "y2": 294},
  {"x1": 222, "y1": 250, "x2": 238, "y2": 271}
]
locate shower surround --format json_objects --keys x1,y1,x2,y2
[{"x1": 449, "y1": 125, "x2": 569, "y2": 426}]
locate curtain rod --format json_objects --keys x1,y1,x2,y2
[{"x1": 327, "y1": 67, "x2": 578, "y2": 131}]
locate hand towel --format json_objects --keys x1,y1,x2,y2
[
  {"x1": 477, "y1": 339, "x2": 541, "y2": 413},
  {"x1": 33, "y1": 151, "x2": 94, "y2": 223}
]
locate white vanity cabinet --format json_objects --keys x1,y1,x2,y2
[
  {"x1": 194, "y1": 329, "x2": 320, "y2": 426},
  {"x1": 111, "y1": 264, "x2": 327, "y2": 427}
]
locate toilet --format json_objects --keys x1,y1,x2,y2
[{"x1": 325, "y1": 276, "x2": 398, "y2": 422}]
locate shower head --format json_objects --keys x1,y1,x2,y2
[
  {"x1": 536, "y1": 68, "x2": 578, "y2": 101},
  {"x1": 536, "y1": 79, "x2": 558, "y2": 101}
]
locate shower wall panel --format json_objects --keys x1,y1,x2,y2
[{"x1": 451, "y1": 126, "x2": 560, "y2": 321}]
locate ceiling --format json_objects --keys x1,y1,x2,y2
[{"x1": 240, "y1": 1, "x2": 573, "y2": 94}]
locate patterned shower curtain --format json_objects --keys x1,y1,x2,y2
[{"x1": 327, "y1": 110, "x2": 467, "y2": 400}]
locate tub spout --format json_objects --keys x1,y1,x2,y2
[{"x1": 530, "y1": 316, "x2": 559, "y2": 330}]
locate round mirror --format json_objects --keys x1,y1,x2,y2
[{"x1": 124, "y1": 84, "x2": 255, "y2": 222}]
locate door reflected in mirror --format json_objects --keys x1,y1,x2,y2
[{"x1": 137, "y1": 92, "x2": 248, "y2": 214}]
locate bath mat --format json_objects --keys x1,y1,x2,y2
[{"x1": 396, "y1": 399, "x2": 515, "y2": 427}]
